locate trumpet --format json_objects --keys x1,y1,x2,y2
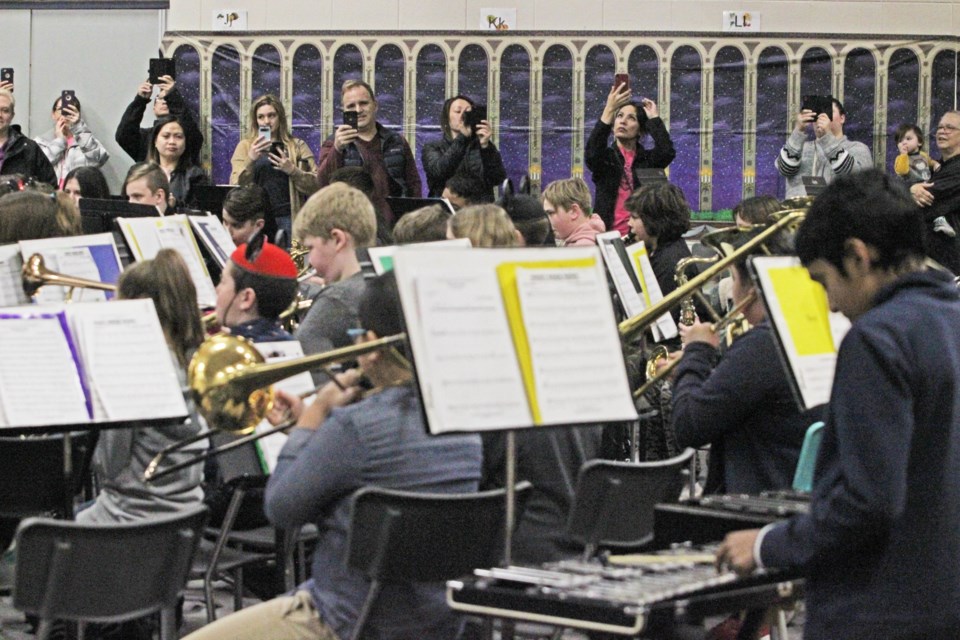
[
  {"x1": 143, "y1": 332, "x2": 407, "y2": 481},
  {"x1": 21, "y1": 253, "x2": 117, "y2": 300}
]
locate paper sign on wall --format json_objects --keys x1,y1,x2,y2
[
  {"x1": 480, "y1": 8, "x2": 516, "y2": 30},
  {"x1": 212, "y1": 10, "x2": 248, "y2": 30}
]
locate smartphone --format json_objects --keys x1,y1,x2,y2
[
  {"x1": 258, "y1": 125, "x2": 271, "y2": 142},
  {"x1": 60, "y1": 90, "x2": 77, "y2": 114},
  {"x1": 148, "y1": 58, "x2": 176, "y2": 84},
  {"x1": 614, "y1": 73, "x2": 630, "y2": 91},
  {"x1": 464, "y1": 105, "x2": 487, "y2": 129},
  {"x1": 801, "y1": 94, "x2": 834, "y2": 118},
  {"x1": 343, "y1": 110, "x2": 359, "y2": 129},
  {"x1": 270, "y1": 141, "x2": 285, "y2": 157},
  {"x1": 0, "y1": 68, "x2": 12, "y2": 85}
]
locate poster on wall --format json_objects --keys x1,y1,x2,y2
[
  {"x1": 212, "y1": 9, "x2": 248, "y2": 30},
  {"x1": 480, "y1": 8, "x2": 516, "y2": 31}
]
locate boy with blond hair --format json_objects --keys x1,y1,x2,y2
[{"x1": 541, "y1": 177, "x2": 606, "y2": 246}]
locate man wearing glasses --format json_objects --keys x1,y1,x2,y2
[
  {"x1": 114, "y1": 73, "x2": 203, "y2": 165},
  {"x1": 776, "y1": 97, "x2": 872, "y2": 199},
  {"x1": 911, "y1": 111, "x2": 960, "y2": 274}
]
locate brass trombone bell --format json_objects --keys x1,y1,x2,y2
[{"x1": 21, "y1": 253, "x2": 117, "y2": 299}]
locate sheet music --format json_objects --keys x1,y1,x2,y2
[
  {"x1": 117, "y1": 216, "x2": 217, "y2": 308},
  {"x1": 367, "y1": 238, "x2": 471, "y2": 275},
  {"x1": 411, "y1": 268, "x2": 532, "y2": 431},
  {"x1": 596, "y1": 231, "x2": 646, "y2": 318},
  {"x1": 0, "y1": 244, "x2": 28, "y2": 307},
  {"x1": 19, "y1": 233, "x2": 122, "y2": 304},
  {"x1": 513, "y1": 266, "x2": 639, "y2": 424},
  {"x1": 190, "y1": 214, "x2": 236, "y2": 268},
  {"x1": 253, "y1": 341, "x2": 314, "y2": 473},
  {"x1": 751, "y1": 256, "x2": 851, "y2": 409},
  {"x1": 0, "y1": 313, "x2": 90, "y2": 426},
  {"x1": 68, "y1": 299, "x2": 188, "y2": 421},
  {"x1": 625, "y1": 241, "x2": 678, "y2": 341}
]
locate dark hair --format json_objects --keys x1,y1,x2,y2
[
  {"x1": 329, "y1": 166, "x2": 376, "y2": 200},
  {"x1": 392, "y1": 204, "x2": 450, "y2": 244},
  {"x1": 230, "y1": 262, "x2": 298, "y2": 321},
  {"x1": 501, "y1": 192, "x2": 554, "y2": 246},
  {"x1": 358, "y1": 271, "x2": 403, "y2": 340},
  {"x1": 895, "y1": 123, "x2": 924, "y2": 149},
  {"x1": 51, "y1": 94, "x2": 82, "y2": 113},
  {"x1": 795, "y1": 169, "x2": 924, "y2": 274},
  {"x1": 732, "y1": 195, "x2": 784, "y2": 225},
  {"x1": 222, "y1": 185, "x2": 268, "y2": 224},
  {"x1": 445, "y1": 172, "x2": 493, "y2": 205},
  {"x1": 0, "y1": 191, "x2": 81, "y2": 242},
  {"x1": 147, "y1": 116, "x2": 194, "y2": 172},
  {"x1": 63, "y1": 166, "x2": 110, "y2": 200},
  {"x1": 118, "y1": 249, "x2": 203, "y2": 368},
  {"x1": 625, "y1": 182, "x2": 691, "y2": 244},
  {"x1": 831, "y1": 98, "x2": 846, "y2": 118},
  {"x1": 0, "y1": 174, "x2": 55, "y2": 198},
  {"x1": 440, "y1": 94, "x2": 474, "y2": 140},
  {"x1": 615, "y1": 102, "x2": 649, "y2": 138}
]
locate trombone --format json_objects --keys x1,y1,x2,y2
[
  {"x1": 143, "y1": 332, "x2": 407, "y2": 481},
  {"x1": 21, "y1": 253, "x2": 117, "y2": 300}
]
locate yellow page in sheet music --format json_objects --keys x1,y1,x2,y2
[{"x1": 768, "y1": 266, "x2": 836, "y2": 356}]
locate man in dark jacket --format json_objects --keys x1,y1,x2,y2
[
  {"x1": 0, "y1": 89, "x2": 56, "y2": 185},
  {"x1": 114, "y1": 75, "x2": 203, "y2": 165}
]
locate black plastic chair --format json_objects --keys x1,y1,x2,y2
[
  {"x1": 346, "y1": 482, "x2": 533, "y2": 640},
  {"x1": 12, "y1": 506, "x2": 207, "y2": 640},
  {"x1": 0, "y1": 431, "x2": 95, "y2": 520},
  {"x1": 566, "y1": 448, "x2": 695, "y2": 559}
]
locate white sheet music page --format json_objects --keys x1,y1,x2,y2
[
  {"x1": 596, "y1": 231, "x2": 646, "y2": 318},
  {"x1": 19, "y1": 233, "x2": 122, "y2": 304},
  {"x1": 0, "y1": 244, "x2": 27, "y2": 307},
  {"x1": 514, "y1": 265, "x2": 638, "y2": 424},
  {"x1": 399, "y1": 257, "x2": 531, "y2": 432},
  {"x1": 253, "y1": 340, "x2": 314, "y2": 473},
  {"x1": 0, "y1": 311, "x2": 90, "y2": 426},
  {"x1": 68, "y1": 299, "x2": 188, "y2": 421}
]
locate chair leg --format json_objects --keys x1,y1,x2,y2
[
  {"x1": 77, "y1": 622, "x2": 85, "y2": 640},
  {"x1": 159, "y1": 606, "x2": 177, "y2": 640},
  {"x1": 349, "y1": 581, "x2": 383, "y2": 640},
  {"x1": 233, "y1": 566, "x2": 244, "y2": 612},
  {"x1": 36, "y1": 618, "x2": 53, "y2": 640},
  {"x1": 204, "y1": 569, "x2": 217, "y2": 623}
]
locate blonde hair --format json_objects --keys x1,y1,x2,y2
[
  {"x1": 449, "y1": 204, "x2": 520, "y2": 248},
  {"x1": 341, "y1": 79, "x2": 376, "y2": 104},
  {"x1": 294, "y1": 182, "x2": 376, "y2": 248},
  {"x1": 0, "y1": 88, "x2": 14, "y2": 111},
  {"x1": 392, "y1": 205, "x2": 450, "y2": 244},
  {"x1": 542, "y1": 177, "x2": 592, "y2": 213}
]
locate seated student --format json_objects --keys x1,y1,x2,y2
[
  {"x1": 221, "y1": 184, "x2": 268, "y2": 247},
  {"x1": 718, "y1": 169, "x2": 960, "y2": 639},
  {"x1": 501, "y1": 191, "x2": 555, "y2": 246},
  {"x1": 0, "y1": 88, "x2": 56, "y2": 185},
  {"x1": 671, "y1": 256, "x2": 823, "y2": 495},
  {"x1": 624, "y1": 182, "x2": 692, "y2": 299},
  {"x1": 183, "y1": 272, "x2": 483, "y2": 640},
  {"x1": 442, "y1": 171, "x2": 495, "y2": 211},
  {"x1": 62, "y1": 166, "x2": 111, "y2": 206},
  {"x1": 392, "y1": 203, "x2": 451, "y2": 244},
  {"x1": 77, "y1": 249, "x2": 206, "y2": 524},
  {"x1": 123, "y1": 162, "x2": 172, "y2": 214},
  {"x1": 293, "y1": 183, "x2": 376, "y2": 356},
  {"x1": 733, "y1": 194, "x2": 784, "y2": 227},
  {"x1": 542, "y1": 177, "x2": 606, "y2": 247},
  {"x1": 0, "y1": 189, "x2": 81, "y2": 243},
  {"x1": 448, "y1": 203, "x2": 522, "y2": 248},
  {"x1": 35, "y1": 93, "x2": 109, "y2": 188},
  {"x1": 215, "y1": 239, "x2": 299, "y2": 343},
  {"x1": 115, "y1": 73, "x2": 203, "y2": 165}
]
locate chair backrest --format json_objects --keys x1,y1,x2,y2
[
  {"x1": 346, "y1": 482, "x2": 532, "y2": 583},
  {"x1": 566, "y1": 448, "x2": 694, "y2": 550},
  {"x1": 792, "y1": 421, "x2": 825, "y2": 493},
  {"x1": 0, "y1": 432, "x2": 95, "y2": 518},
  {"x1": 13, "y1": 506, "x2": 208, "y2": 624}
]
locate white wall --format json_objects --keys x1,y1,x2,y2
[
  {"x1": 0, "y1": 9, "x2": 162, "y2": 190},
  {"x1": 167, "y1": 0, "x2": 960, "y2": 34}
]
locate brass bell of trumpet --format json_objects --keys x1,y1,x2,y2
[{"x1": 21, "y1": 253, "x2": 117, "y2": 300}]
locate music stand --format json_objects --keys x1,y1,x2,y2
[
  {"x1": 192, "y1": 185, "x2": 236, "y2": 219},
  {"x1": 79, "y1": 198, "x2": 159, "y2": 266}
]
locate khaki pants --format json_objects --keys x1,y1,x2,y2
[{"x1": 182, "y1": 590, "x2": 340, "y2": 640}]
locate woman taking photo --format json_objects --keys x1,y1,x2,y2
[
  {"x1": 147, "y1": 115, "x2": 210, "y2": 209},
  {"x1": 421, "y1": 94, "x2": 506, "y2": 198},
  {"x1": 586, "y1": 82, "x2": 675, "y2": 235},
  {"x1": 230, "y1": 95, "x2": 318, "y2": 246}
]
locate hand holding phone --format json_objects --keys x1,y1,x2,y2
[
  {"x1": 463, "y1": 105, "x2": 487, "y2": 132},
  {"x1": 60, "y1": 90, "x2": 77, "y2": 115},
  {"x1": 0, "y1": 68, "x2": 13, "y2": 89},
  {"x1": 258, "y1": 125, "x2": 272, "y2": 142},
  {"x1": 614, "y1": 73, "x2": 630, "y2": 92},
  {"x1": 149, "y1": 58, "x2": 176, "y2": 85},
  {"x1": 343, "y1": 110, "x2": 359, "y2": 130}
]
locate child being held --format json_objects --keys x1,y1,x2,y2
[{"x1": 894, "y1": 123, "x2": 953, "y2": 237}]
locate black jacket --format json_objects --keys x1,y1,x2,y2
[
  {"x1": 114, "y1": 88, "x2": 203, "y2": 165},
  {"x1": 1, "y1": 126, "x2": 56, "y2": 186},
  {"x1": 421, "y1": 134, "x2": 507, "y2": 197},
  {"x1": 585, "y1": 118, "x2": 675, "y2": 231}
]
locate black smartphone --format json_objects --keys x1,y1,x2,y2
[
  {"x1": 801, "y1": 94, "x2": 834, "y2": 119},
  {"x1": 614, "y1": 73, "x2": 630, "y2": 92},
  {"x1": 0, "y1": 68, "x2": 12, "y2": 85},
  {"x1": 343, "y1": 110, "x2": 358, "y2": 129},
  {"x1": 464, "y1": 104, "x2": 487, "y2": 129},
  {"x1": 60, "y1": 90, "x2": 77, "y2": 114},
  {"x1": 149, "y1": 58, "x2": 176, "y2": 84},
  {"x1": 270, "y1": 141, "x2": 285, "y2": 157}
]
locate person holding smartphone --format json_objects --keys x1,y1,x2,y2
[
  {"x1": 229, "y1": 94, "x2": 318, "y2": 247},
  {"x1": 115, "y1": 72, "x2": 203, "y2": 166},
  {"x1": 585, "y1": 78, "x2": 676, "y2": 235},
  {"x1": 35, "y1": 93, "x2": 109, "y2": 188},
  {"x1": 421, "y1": 94, "x2": 506, "y2": 199},
  {"x1": 775, "y1": 96, "x2": 871, "y2": 199}
]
